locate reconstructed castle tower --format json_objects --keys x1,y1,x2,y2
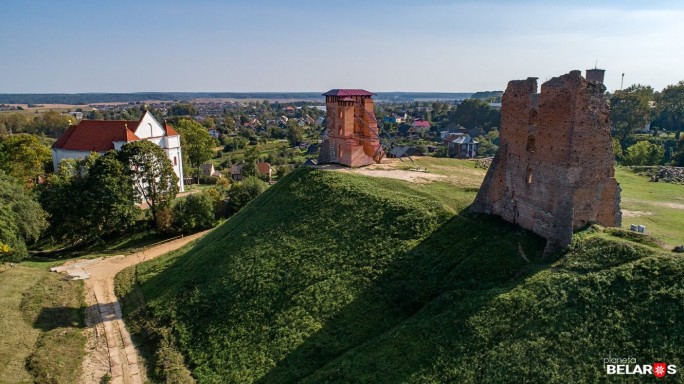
[
  {"x1": 471, "y1": 70, "x2": 621, "y2": 252},
  {"x1": 318, "y1": 89, "x2": 383, "y2": 167}
]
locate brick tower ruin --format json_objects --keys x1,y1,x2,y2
[
  {"x1": 318, "y1": 89, "x2": 383, "y2": 167},
  {"x1": 471, "y1": 70, "x2": 621, "y2": 253}
]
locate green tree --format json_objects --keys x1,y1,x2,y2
[
  {"x1": 175, "y1": 119, "x2": 215, "y2": 182},
  {"x1": 275, "y1": 164, "x2": 293, "y2": 179},
  {"x1": 30, "y1": 110, "x2": 73, "y2": 136},
  {"x1": 118, "y1": 141, "x2": 179, "y2": 225},
  {"x1": 0, "y1": 172, "x2": 48, "y2": 262},
  {"x1": 286, "y1": 120, "x2": 304, "y2": 146},
  {"x1": 0, "y1": 113, "x2": 29, "y2": 135},
  {"x1": 476, "y1": 129, "x2": 499, "y2": 156},
  {"x1": 612, "y1": 138, "x2": 624, "y2": 161},
  {"x1": 172, "y1": 193, "x2": 216, "y2": 234},
  {"x1": 658, "y1": 81, "x2": 684, "y2": 140},
  {"x1": 82, "y1": 152, "x2": 139, "y2": 238},
  {"x1": 39, "y1": 153, "x2": 139, "y2": 243},
  {"x1": 671, "y1": 140, "x2": 684, "y2": 166},
  {"x1": 447, "y1": 99, "x2": 500, "y2": 130},
  {"x1": 624, "y1": 141, "x2": 664, "y2": 165},
  {"x1": 0, "y1": 133, "x2": 52, "y2": 186},
  {"x1": 240, "y1": 161, "x2": 259, "y2": 179},
  {"x1": 610, "y1": 85, "x2": 654, "y2": 144},
  {"x1": 169, "y1": 104, "x2": 197, "y2": 116},
  {"x1": 38, "y1": 159, "x2": 82, "y2": 241},
  {"x1": 226, "y1": 176, "x2": 267, "y2": 214}
]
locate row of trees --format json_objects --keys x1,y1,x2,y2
[
  {"x1": 0, "y1": 172, "x2": 47, "y2": 262},
  {"x1": 0, "y1": 133, "x2": 271, "y2": 262},
  {"x1": 0, "y1": 134, "x2": 52, "y2": 186},
  {"x1": 0, "y1": 111, "x2": 73, "y2": 137},
  {"x1": 611, "y1": 81, "x2": 684, "y2": 142},
  {"x1": 39, "y1": 141, "x2": 178, "y2": 244},
  {"x1": 610, "y1": 81, "x2": 684, "y2": 166}
]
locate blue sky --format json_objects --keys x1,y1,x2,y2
[{"x1": 1, "y1": 0, "x2": 683, "y2": 93}]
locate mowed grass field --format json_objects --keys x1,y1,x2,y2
[
  {"x1": 410, "y1": 157, "x2": 684, "y2": 247},
  {"x1": 0, "y1": 264, "x2": 85, "y2": 384},
  {"x1": 0, "y1": 104, "x2": 94, "y2": 116},
  {"x1": 616, "y1": 167, "x2": 684, "y2": 247}
]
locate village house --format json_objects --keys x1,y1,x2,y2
[
  {"x1": 200, "y1": 163, "x2": 221, "y2": 178},
  {"x1": 440, "y1": 125, "x2": 467, "y2": 139},
  {"x1": 51, "y1": 110, "x2": 185, "y2": 191},
  {"x1": 411, "y1": 119, "x2": 431, "y2": 132},
  {"x1": 230, "y1": 161, "x2": 272, "y2": 182},
  {"x1": 383, "y1": 113, "x2": 407, "y2": 124},
  {"x1": 444, "y1": 133, "x2": 479, "y2": 158},
  {"x1": 207, "y1": 127, "x2": 220, "y2": 139}
]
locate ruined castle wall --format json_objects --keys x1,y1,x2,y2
[{"x1": 471, "y1": 71, "x2": 621, "y2": 252}]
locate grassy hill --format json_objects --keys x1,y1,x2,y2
[{"x1": 116, "y1": 164, "x2": 684, "y2": 383}]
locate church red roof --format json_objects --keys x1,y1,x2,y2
[
  {"x1": 53, "y1": 111, "x2": 180, "y2": 152},
  {"x1": 52, "y1": 120, "x2": 141, "y2": 152},
  {"x1": 322, "y1": 89, "x2": 375, "y2": 97}
]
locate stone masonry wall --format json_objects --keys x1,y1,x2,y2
[
  {"x1": 471, "y1": 70, "x2": 621, "y2": 253},
  {"x1": 318, "y1": 93, "x2": 382, "y2": 167}
]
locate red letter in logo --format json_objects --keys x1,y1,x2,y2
[{"x1": 653, "y1": 362, "x2": 667, "y2": 378}]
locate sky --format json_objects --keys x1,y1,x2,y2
[{"x1": 1, "y1": 0, "x2": 684, "y2": 93}]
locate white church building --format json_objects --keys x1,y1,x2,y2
[{"x1": 52, "y1": 111, "x2": 185, "y2": 192}]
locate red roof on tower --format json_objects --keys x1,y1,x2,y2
[
  {"x1": 322, "y1": 89, "x2": 376, "y2": 97},
  {"x1": 164, "y1": 123, "x2": 178, "y2": 136}
]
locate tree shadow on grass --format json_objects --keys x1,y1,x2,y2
[
  {"x1": 254, "y1": 211, "x2": 550, "y2": 383},
  {"x1": 117, "y1": 182, "x2": 552, "y2": 383},
  {"x1": 32, "y1": 306, "x2": 84, "y2": 331}
]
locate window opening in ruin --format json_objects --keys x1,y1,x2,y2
[
  {"x1": 338, "y1": 144, "x2": 342, "y2": 158},
  {"x1": 526, "y1": 167, "x2": 533, "y2": 184},
  {"x1": 526, "y1": 135, "x2": 536, "y2": 152}
]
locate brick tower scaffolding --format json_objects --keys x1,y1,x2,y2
[{"x1": 318, "y1": 89, "x2": 384, "y2": 167}]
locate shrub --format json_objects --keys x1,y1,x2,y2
[
  {"x1": 155, "y1": 206, "x2": 174, "y2": 234},
  {"x1": 226, "y1": 176, "x2": 267, "y2": 213},
  {"x1": 198, "y1": 175, "x2": 218, "y2": 185},
  {"x1": 172, "y1": 193, "x2": 216, "y2": 234},
  {"x1": 624, "y1": 141, "x2": 665, "y2": 165}
]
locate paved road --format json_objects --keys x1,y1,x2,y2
[{"x1": 55, "y1": 231, "x2": 210, "y2": 384}]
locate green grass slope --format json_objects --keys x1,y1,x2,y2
[{"x1": 117, "y1": 167, "x2": 684, "y2": 383}]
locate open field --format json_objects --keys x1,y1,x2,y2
[
  {"x1": 356, "y1": 157, "x2": 684, "y2": 246},
  {"x1": 0, "y1": 104, "x2": 95, "y2": 116},
  {"x1": 0, "y1": 265, "x2": 85, "y2": 384},
  {"x1": 616, "y1": 167, "x2": 684, "y2": 247}
]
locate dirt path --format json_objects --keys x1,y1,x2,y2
[
  {"x1": 55, "y1": 231, "x2": 209, "y2": 384},
  {"x1": 314, "y1": 159, "x2": 446, "y2": 184}
]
